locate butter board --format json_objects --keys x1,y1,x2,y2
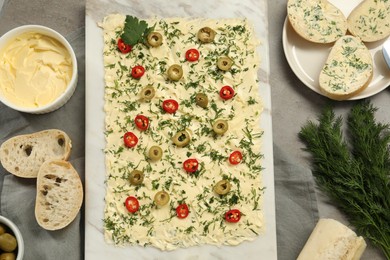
[{"x1": 85, "y1": 0, "x2": 276, "y2": 259}]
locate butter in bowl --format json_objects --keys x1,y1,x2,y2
[{"x1": 0, "y1": 25, "x2": 78, "y2": 114}]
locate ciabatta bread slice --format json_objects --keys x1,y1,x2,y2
[
  {"x1": 319, "y1": 35, "x2": 373, "y2": 100},
  {"x1": 35, "y1": 160, "x2": 83, "y2": 230},
  {"x1": 0, "y1": 129, "x2": 72, "y2": 178},
  {"x1": 287, "y1": 0, "x2": 348, "y2": 43},
  {"x1": 297, "y1": 219, "x2": 366, "y2": 260},
  {"x1": 348, "y1": 0, "x2": 390, "y2": 42}
]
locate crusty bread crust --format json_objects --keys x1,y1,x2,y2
[
  {"x1": 348, "y1": 0, "x2": 390, "y2": 42},
  {"x1": 35, "y1": 160, "x2": 83, "y2": 230},
  {"x1": 287, "y1": 0, "x2": 347, "y2": 43},
  {"x1": 0, "y1": 129, "x2": 72, "y2": 178},
  {"x1": 319, "y1": 35, "x2": 373, "y2": 100},
  {"x1": 297, "y1": 219, "x2": 366, "y2": 260}
]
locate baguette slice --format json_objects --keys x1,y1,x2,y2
[
  {"x1": 35, "y1": 160, "x2": 83, "y2": 230},
  {"x1": 319, "y1": 35, "x2": 373, "y2": 100},
  {"x1": 348, "y1": 0, "x2": 390, "y2": 42},
  {"x1": 297, "y1": 219, "x2": 366, "y2": 260},
  {"x1": 287, "y1": 0, "x2": 347, "y2": 43},
  {"x1": 0, "y1": 129, "x2": 72, "y2": 178}
]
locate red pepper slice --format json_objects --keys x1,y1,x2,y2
[
  {"x1": 117, "y1": 38, "x2": 132, "y2": 54},
  {"x1": 125, "y1": 196, "x2": 140, "y2": 213},
  {"x1": 131, "y1": 65, "x2": 145, "y2": 79},
  {"x1": 185, "y1": 48, "x2": 200, "y2": 62},
  {"x1": 123, "y1": 132, "x2": 138, "y2": 148},
  {"x1": 225, "y1": 209, "x2": 241, "y2": 223},
  {"x1": 183, "y1": 158, "x2": 199, "y2": 173},
  {"x1": 219, "y1": 85, "x2": 235, "y2": 100},
  {"x1": 229, "y1": 151, "x2": 243, "y2": 165},
  {"x1": 176, "y1": 203, "x2": 189, "y2": 219},
  {"x1": 134, "y1": 114, "x2": 149, "y2": 131},
  {"x1": 162, "y1": 99, "x2": 179, "y2": 114}
]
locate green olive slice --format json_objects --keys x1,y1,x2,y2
[
  {"x1": 197, "y1": 27, "x2": 216, "y2": 43},
  {"x1": 172, "y1": 130, "x2": 191, "y2": 147},
  {"x1": 154, "y1": 190, "x2": 170, "y2": 206},
  {"x1": 140, "y1": 85, "x2": 155, "y2": 101},
  {"x1": 167, "y1": 64, "x2": 183, "y2": 81},
  {"x1": 147, "y1": 32, "x2": 163, "y2": 47},
  {"x1": 195, "y1": 93, "x2": 208, "y2": 108},
  {"x1": 149, "y1": 146, "x2": 163, "y2": 161},
  {"x1": 217, "y1": 56, "x2": 233, "y2": 71},
  {"x1": 129, "y1": 170, "x2": 144, "y2": 186},
  {"x1": 214, "y1": 180, "x2": 231, "y2": 195},
  {"x1": 212, "y1": 119, "x2": 228, "y2": 135}
]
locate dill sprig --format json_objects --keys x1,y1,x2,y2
[{"x1": 299, "y1": 101, "x2": 390, "y2": 259}]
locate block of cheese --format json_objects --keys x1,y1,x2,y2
[
  {"x1": 287, "y1": 0, "x2": 347, "y2": 43},
  {"x1": 319, "y1": 35, "x2": 373, "y2": 100},
  {"x1": 348, "y1": 0, "x2": 390, "y2": 42},
  {"x1": 297, "y1": 218, "x2": 366, "y2": 260}
]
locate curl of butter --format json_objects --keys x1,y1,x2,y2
[{"x1": 0, "y1": 32, "x2": 72, "y2": 108}]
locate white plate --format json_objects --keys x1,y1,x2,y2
[
  {"x1": 85, "y1": 0, "x2": 276, "y2": 259},
  {"x1": 282, "y1": 0, "x2": 390, "y2": 100}
]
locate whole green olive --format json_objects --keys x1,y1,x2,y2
[
  {"x1": 0, "y1": 252, "x2": 16, "y2": 260},
  {"x1": 154, "y1": 190, "x2": 170, "y2": 206},
  {"x1": 197, "y1": 27, "x2": 216, "y2": 43},
  {"x1": 147, "y1": 32, "x2": 163, "y2": 47},
  {"x1": 195, "y1": 93, "x2": 208, "y2": 108},
  {"x1": 167, "y1": 64, "x2": 183, "y2": 81},
  {"x1": 0, "y1": 224, "x2": 5, "y2": 235},
  {"x1": 212, "y1": 119, "x2": 229, "y2": 135},
  {"x1": 148, "y1": 146, "x2": 163, "y2": 161},
  {"x1": 129, "y1": 170, "x2": 144, "y2": 186},
  {"x1": 214, "y1": 180, "x2": 231, "y2": 195},
  {"x1": 0, "y1": 233, "x2": 17, "y2": 252},
  {"x1": 217, "y1": 56, "x2": 233, "y2": 71},
  {"x1": 172, "y1": 130, "x2": 191, "y2": 147},
  {"x1": 140, "y1": 85, "x2": 155, "y2": 101}
]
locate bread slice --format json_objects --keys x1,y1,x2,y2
[
  {"x1": 0, "y1": 129, "x2": 72, "y2": 178},
  {"x1": 287, "y1": 0, "x2": 348, "y2": 43},
  {"x1": 319, "y1": 35, "x2": 373, "y2": 100},
  {"x1": 35, "y1": 160, "x2": 83, "y2": 230},
  {"x1": 297, "y1": 219, "x2": 366, "y2": 260},
  {"x1": 348, "y1": 0, "x2": 390, "y2": 42}
]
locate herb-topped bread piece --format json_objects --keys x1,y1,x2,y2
[
  {"x1": 347, "y1": 0, "x2": 390, "y2": 42},
  {"x1": 0, "y1": 129, "x2": 72, "y2": 178},
  {"x1": 287, "y1": 0, "x2": 348, "y2": 43},
  {"x1": 319, "y1": 35, "x2": 373, "y2": 100}
]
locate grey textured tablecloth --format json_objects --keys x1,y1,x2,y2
[{"x1": 0, "y1": 0, "x2": 388, "y2": 259}]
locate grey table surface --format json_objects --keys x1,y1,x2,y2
[{"x1": 0, "y1": 0, "x2": 388, "y2": 259}]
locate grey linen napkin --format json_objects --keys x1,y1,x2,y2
[
  {"x1": 274, "y1": 144, "x2": 319, "y2": 260},
  {"x1": 0, "y1": 26, "x2": 85, "y2": 260}
]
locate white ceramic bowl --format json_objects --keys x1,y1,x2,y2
[
  {"x1": 0, "y1": 25, "x2": 78, "y2": 114},
  {"x1": 0, "y1": 215, "x2": 24, "y2": 260}
]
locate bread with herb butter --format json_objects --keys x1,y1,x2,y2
[
  {"x1": 0, "y1": 129, "x2": 72, "y2": 178},
  {"x1": 297, "y1": 218, "x2": 366, "y2": 260},
  {"x1": 287, "y1": 0, "x2": 348, "y2": 43},
  {"x1": 35, "y1": 160, "x2": 83, "y2": 230},
  {"x1": 319, "y1": 35, "x2": 373, "y2": 100},
  {"x1": 347, "y1": 0, "x2": 390, "y2": 42}
]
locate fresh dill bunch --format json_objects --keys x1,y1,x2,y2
[{"x1": 299, "y1": 101, "x2": 390, "y2": 259}]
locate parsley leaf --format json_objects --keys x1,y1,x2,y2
[{"x1": 121, "y1": 15, "x2": 154, "y2": 46}]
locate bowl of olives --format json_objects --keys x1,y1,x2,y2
[{"x1": 0, "y1": 216, "x2": 24, "y2": 260}]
